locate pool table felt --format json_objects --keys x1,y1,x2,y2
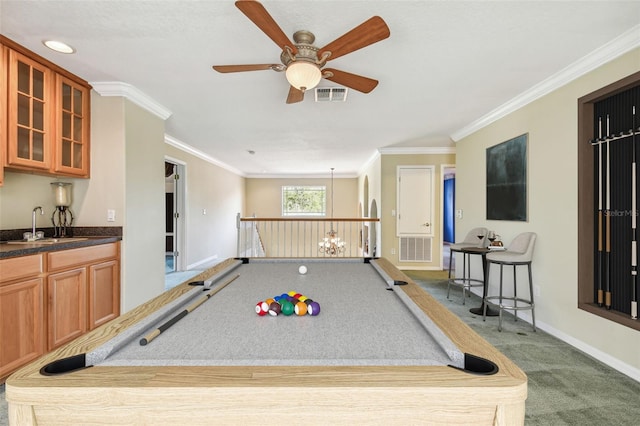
[{"x1": 88, "y1": 258, "x2": 463, "y2": 367}]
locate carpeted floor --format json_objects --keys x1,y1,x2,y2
[
  {"x1": 2, "y1": 270, "x2": 639, "y2": 425},
  {"x1": 404, "y1": 270, "x2": 640, "y2": 425}
]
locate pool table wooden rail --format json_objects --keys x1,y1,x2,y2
[{"x1": 7, "y1": 257, "x2": 527, "y2": 425}]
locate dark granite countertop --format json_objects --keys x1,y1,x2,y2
[
  {"x1": 0, "y1": 236, "x2": 122, "y2": 259},
  {"x1": 0, "y1": 227, "x2": 123, "y2": 259}
]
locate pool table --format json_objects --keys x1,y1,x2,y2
[{"x1": 7, "y1": 257, "x2": 526, "y2": 425}]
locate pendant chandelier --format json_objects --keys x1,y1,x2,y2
[{"x1": 319, "y1": 168, "x2": 346, "y2": 255}]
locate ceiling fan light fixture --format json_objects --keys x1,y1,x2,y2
[{"x1": 285, "y1": 61, "x2": 321, "y2": 92}]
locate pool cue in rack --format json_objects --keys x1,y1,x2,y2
[{"x1": 632, "y1": 105, "x2": 638, "y2": 320}]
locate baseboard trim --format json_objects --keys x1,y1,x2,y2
[{"x1": 187, "y1": 255, "x2": 219, "y2": 270}]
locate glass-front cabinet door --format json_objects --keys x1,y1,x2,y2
[
  {"x1": 7, "y1": 49, "x2": 52, "y2": 170},
  {"x1": 53, "y1": 74, "x2": 89, "y2": 176}
]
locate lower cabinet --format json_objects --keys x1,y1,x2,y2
[
  {"x1": 88, "y1": 259, "x2": 120, "y2": 330},
  {"x1": 47, "y1": 267, "x2": 87, "y2": 349},
  {"x1": 0, "y1": 277, "x2": 44, "y2": 379},
  {"x1": 0, "y1": 241, "x2": 120, "y2": 379},
  {"x1": 46, "y1": 242, "x2": 120, "y2": 351}
]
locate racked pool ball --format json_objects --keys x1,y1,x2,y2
[
  {"x1": 280, "y1": 300, "x2": 294, "y2": 316},
  {"x1": 294, "y1": 301, "x2": 308, "y2": 316},
  {"x1": 268, "y1": 301, "x2": 281, "y2": 316},
  {"x1": 255, "y1": 301, "x2": 268, "y2": 316},
  {"x1": 307, "y1": 301, "x2": 321, "y2": 316}
]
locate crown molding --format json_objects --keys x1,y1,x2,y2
[
  {"x1": 451, "y1": 24, "x2": 640, "y2": 142},
  {"x1": 90, "y1": 81, "x2": 172, "y2": 120},
  {"x1": 166, "y1": 135, "x2": 360, "y2": 178},
  {"x1": 243, "y1": 172, "x2": 358, "y2": 179},
  {"x1": 378, "y1": 146, "x2": 456, "y2": 155},
  {"x1": 164, "y1": 134, "x2": 245, "y2": 177},
  {"x1": 358, "y1": 150, "x2": 381, "y2": 176}
]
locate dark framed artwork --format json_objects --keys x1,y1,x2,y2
[{"x1": 486, "y1": 134, "x2": 528, "y2": 221}]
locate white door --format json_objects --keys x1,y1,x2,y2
[{"x1": 397, "y1": 166, "x2": 434, "y2": 236}]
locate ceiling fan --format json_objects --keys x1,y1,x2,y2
[{"x1": 212, "y1": 0, "x2": 390, "y2": 104}]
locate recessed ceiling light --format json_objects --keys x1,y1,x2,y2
[{"x1": 43, "y1": 40, "x2": 75, "y2": 54}]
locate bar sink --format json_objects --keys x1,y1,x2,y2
[{"x1": 6, "y1": 237, "x2": 89, "y2": 245}]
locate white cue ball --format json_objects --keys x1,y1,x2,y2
[{"x1": 298, "y1": 265, "x2": 307, "y2": 275}]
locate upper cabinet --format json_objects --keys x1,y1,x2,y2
[
  {"x1": 0, "y1": 44, "x2": 6, "y2": 186},
  {"x1": 1, "y1": 35, "x2": 91, "y2": 180},
  {"x1": 7, "y1": 49, "x2": 53, "y2": 171},
  {"x1": 54, "y1": 74, "x2": 90, "y2": 176}
]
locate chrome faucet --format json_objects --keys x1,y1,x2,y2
[{"x1": 32, "y1": 206, "x2": 44, "y2": 239}]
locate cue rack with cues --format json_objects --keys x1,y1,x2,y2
[{"x1": 590, "y1": 84, "x2": 640, "y2": 319}]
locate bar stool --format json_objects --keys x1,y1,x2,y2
[
  {"x1": 483, "y1": 232, "x2": 537, "y2": 332},
  {"x1": 447, "y1": 227, "x2": 487, "y2": 304}
]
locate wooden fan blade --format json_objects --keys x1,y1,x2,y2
[
  {"x1": 322, "y1": 68, "x2": 378, "y2": 93},
  {"x1": 317, "y1": 16, "x2": 390, "y2": 62},
  {"x1": 212, "y1": 64, "x2": 280, "y2": 73},
  {"x1": 235, "y1": 0, "x2": 297, "y2": 55},
  {"x1": 286, "y1": 86, "x2": 304, "y2": 104}
]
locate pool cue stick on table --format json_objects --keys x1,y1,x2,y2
[
  {"x1": 605, "y1": 114, "x2": 612, "y2": 310},
  {"x1": 597, "y1": 117, "x2": 604, "y2": 307},
  {"x1": 632, "y1": 105, "x2": 638, "y2": 320},
  {"x1": 139, "y1": 274, "x2": 240, "y2": 346}
]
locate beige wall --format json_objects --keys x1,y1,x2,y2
[
  {"x1": 381, "y1": 153, "x2": 456, "y2": 270},
  {"x1": 456, "y1": 47, "x2": 640, "y2": 378},
  {"x1": 244, "y1": 177, "x2": 359, "y2": 257},
  {"x1": 245, "y1": 177, "x2": 358, "y2": 218},
  {"x1": 358, "y1": 155, "x2": 382, "y2": 256},
  {"x1": 73, "y1": 95, "x2": 126, "y2": 227},
  {"x1": 164, "y1": 145, "x2": 244, "y2": 268},
  {"x1": 121, "y1": 99, "x2": 166, "y2": 312}
]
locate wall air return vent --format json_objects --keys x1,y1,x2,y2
[
  {"x1": 399, "y1": 237, "x2": 432, "y2": 262},
  {"x1": 315, "y1": 87, "x2": 348, "y2": 102}
]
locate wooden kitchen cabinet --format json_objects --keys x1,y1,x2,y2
[
  {"x1": 53, "y1": 74, "x2": 90, "y2": 176},
  {"x1": 0, "y1": 255, "x2": 45, "y2": 380},
  {"x1": 89, "y1": 259, "x2": 120, "y2": 329},
  {"x1": 1, "y1": 35, "x2": 91, "y2": 179},
  {"x1": 0, "y1": 242, "x2": 120, "y2": 380},
  {"x1": 47, "y1": 267, "x2": 87, "y2": 349},
  {"x1": 47, "y1": 242, "x2": 120, "y2": 351},
  {"x1": 6, "y1": 48, "x2": 53, "y2": 171},
  {"x1": 0, "y1": 42, "x2": 7, "y2": 186}
]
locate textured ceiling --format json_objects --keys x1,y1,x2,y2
[{"x1": 1, "y1": 0, "x2": 639, "y2": 177}]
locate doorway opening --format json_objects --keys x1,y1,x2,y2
[
  {"x1": 442, "y1": 165, "x2": 456, "y2": 270},
  {"x1": 165, "y1": 158, "x2": 186, "y2": 274}
]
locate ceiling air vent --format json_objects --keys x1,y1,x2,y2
[{"x1": 315, "y1": 87, "x2": 348, "y2": 102}]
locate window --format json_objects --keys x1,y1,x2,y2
[{"x1": 282, "y1": 186, "x2": 326, "y2": 216}]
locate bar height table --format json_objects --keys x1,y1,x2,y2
[{"x1": 461, "y1": 246, "x2": 499, "y2": 317}]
